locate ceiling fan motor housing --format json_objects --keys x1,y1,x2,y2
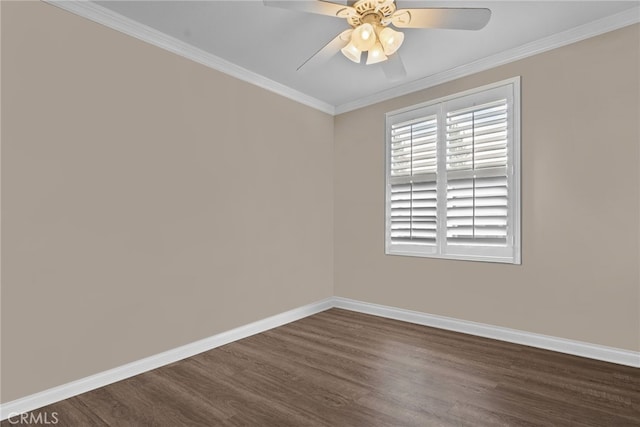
[{"x1": 347, "y1": 0, "x2": 397, "y2": 27}]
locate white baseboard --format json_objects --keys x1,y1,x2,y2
[
  {"x1": 2, "y1": 295, "x2": 638, "y2": 420},
  {"x1": 0, "y1": 297, "x2": 334, "y2": 421},
  {"x1": 333, "y1": 297, "x2": 640, "y2": 369}
]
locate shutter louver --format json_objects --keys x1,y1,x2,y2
[
  {"x1": 390, "y1": 181, "x2": 437, "y2": 245},
  {"x1": 446, "y1": 100, "x2": 508, "y2": 172},
  {"x1": 391, "y1": 116, "x2": 437, "y2": 177},
  {"x1": 446, "y1": 176, "x2": 508, "y2": 246}
]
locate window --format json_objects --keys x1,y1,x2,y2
[{"x1": 385, "y1": 78, "x2": 521, "y2": 264}]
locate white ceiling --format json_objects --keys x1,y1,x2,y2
[{"x1": 78, "y1": 1, "x2": 639, "y2": 112}]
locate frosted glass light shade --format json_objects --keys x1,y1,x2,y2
[
  {"x1": 378, "y1": 27, "x2": 404, "y2": 55},
  {"x1": 366, "y1": 41, "x2": 388, "y2": 65},
  {"x1": 341, "y1": 42, "x2": 362, "y2": 63},
  {"x1": 351, "y1": 23, "x2": 376, "y2": 51}
]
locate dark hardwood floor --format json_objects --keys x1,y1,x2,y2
[{"x1": 4, "y1": 308, "x2": 639, "y2": 426}]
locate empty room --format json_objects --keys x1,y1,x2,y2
[{"x1": 1, "y1": 0, "x2": 639, "y2": 425}]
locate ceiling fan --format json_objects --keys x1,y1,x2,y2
[{"x1": 264, "y1": 0, "x2": 491, "y2": 81}]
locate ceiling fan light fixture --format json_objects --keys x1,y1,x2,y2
[
  {"x1": 351, "y1": 23, "x2": 376, "y2": 51},
  {"x1": 267, "y1": 0, "x2": 493, "y2": 76},
  {"x1": 366, "y1": 41, "x2": 388, "y2": 65},
  {"x1": 378, "y1": 27, "x2": 404, "y2": 55},
  {"x1": 341, "y1": 42, "x2": 362, "y2": 63}
]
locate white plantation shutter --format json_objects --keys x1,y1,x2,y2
[
  {"x1": 388, "y1": 113, "x2": 439, "y2": 253},
  {"x1": 390, "y1": 116, "x2": 438, "y2": 177},
  {"x1": 445, "y1": 99, "x2": 509, "y2": 248},
  {"x1": 390, "y1": 181, "x2": 437, "y2": 245},
  {"x1": 386, "y1": 78, "x2": 520, "y2": 264},
  {"x1": 445, "y1": 100, "x2": 508, "y2": 171},
  {"x1": 446, "y1": 176, "x2": 508, "y2": 246}
]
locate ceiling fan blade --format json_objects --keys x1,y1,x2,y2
[
  {"x1": 381, "y1": 52, "x2": 406, "y2": 82},
  {"x1": 392, "y1": 8, "x2": 491, "y2": 30},
  {"x1": 297, "y1": 29, "x2": 352, "y2": 71},
  {"x1": 264, "y1": 1, "x2": 356, "y2": 18}
]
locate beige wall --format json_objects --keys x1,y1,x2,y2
[
  {"x1": 334, "y1": 24, "x2": 640, "y2": 352},
  {"x1": 1, "y1": 2, "x2": 334, "y2": 402}
]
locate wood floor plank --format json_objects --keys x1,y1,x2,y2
[{"x1": 3, "y1": 308, "x2": 639, "y2": 426}]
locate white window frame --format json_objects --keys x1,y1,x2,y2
[{"x1": 385, "y1": 77, "x2": 521, "y2": 264}]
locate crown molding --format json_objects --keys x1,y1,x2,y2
[
  {"x1": 45, "y1": 1, "x2": 638, "y2": 116},
  {"x1": 44, "y1": 0, "x2": 336, "y2": 115},
  {"x1": 334, "y1": 5, "x2": 640, "y2": 114}
]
